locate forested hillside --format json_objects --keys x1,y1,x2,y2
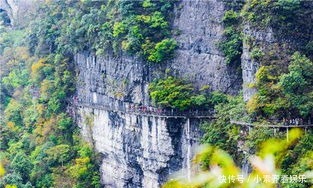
[
  {"x1": 0, "y1": 0, "x2": 312, "y2": 188},
  {"x1": 0, "y1": 1, "x2": 104, "y2": 187}
]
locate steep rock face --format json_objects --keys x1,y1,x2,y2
[
  {"x1": 241, "y1": 25, "x2": 276, "y2": 101},
  {"x1": 74, "y1": 52, "x2": 205, "y2": 187},
  {"x1": 0, "y1": 0, "x2": 14, "y2": 23},
  {"x1": 0, "y1": 0, "x2": 39, "y2": 26},
  {"x1": 76, "y1": 106, "x2": 203, "y2": 187},
  {"x1": 74, "y1": 53, "x2": 151, "y2": 105},
  {"x1": 171, "y1": 0, "x2": 242, "y2": 94},
  {"x1": 74, "y1": 0, "x2": 242, "y2": 187}
]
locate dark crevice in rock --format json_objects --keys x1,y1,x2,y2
[{"x1": 162, "y1": 118, "x2": 184, "y2": 180}]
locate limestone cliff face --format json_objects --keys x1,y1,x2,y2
[
  {"x1": 240, "y1": 2, "x2": 313, "y2": 101},
  {"x1": 76, "y1": 106, "x2": 202, "y2": 187},
  {"x1": 171, "y1": 0, "x2": 242, "y2": 94},
  {"x1": 73, "y1": 0, "x2": 243, "y2": 187},
  {"x1": 0, "y1": 0, "x2": 14, "y2": 24},
  {"x1": 74, "y1": 53, "x2": 150, "y2": 105},
  {"x1": 241, "y1": 25, "x2": 276, "y2": 101},
  {"x1": 74, "y1": 52, "x2": 205, "y2": 187},
  {"x1": 240, "y1": 23, "x2": 300, "y2": 101},
  {"x1": 0, "y1": 0, "x2": 39, "y2": 26}
]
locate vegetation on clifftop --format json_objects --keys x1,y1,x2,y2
[{"x1": 30, "y1": 0, "x2": 176, "y2": 63}]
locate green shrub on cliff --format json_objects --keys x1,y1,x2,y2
[
  {"x1": 149, "y1": 76, "x2": 213, "y2": 110},
  {"x1": 246, "y1": 52, "x2": 313, "y2": 119},
  {"x1": 219, "y1": 9, "x2": 243, "y2": 65},
  {"x1": 149, "y1": 77, "x2": 227, "y2": 110},
  {"x1": 149, "y1": 76, "x2": 195, "y2": 110},
  {"x1": 222, "y1": 10, "x2": 240, "y2": 25},
  {"x1": 147, "y1": 39, "x2": 177, "y2": 63},
  {"x1": 219, "y1": 26, "x2": 242, "y2": 64},
  {"x1": 279, "y1": 52, "x2": 313, "y2": 117},
  {"x1": 31, "y1": 0, "x2": 176, "y2": 63}
]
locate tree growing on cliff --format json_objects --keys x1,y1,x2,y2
[
  {"x1": 279, "y1": 52, "x2": 313, "y2": 117},
  {"x1": 149, "y1": 76, "x2": 195, "y2": 110}
]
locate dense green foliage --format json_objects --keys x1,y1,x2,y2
[
  {"x1": 0, "y1": 52, "x2": 100, "y2": 187},
  {"x1": 247, "y1": 52, "x2": 313, "y2": 119},
  {"x1": 200, "y1": 93, "x2": 313, "y2": 187},
  {"x1": 219, "y1": 9, "x2": 243, "y2": 65},
  {"x1": 165, "y1": 129, "x2": 311, "y2": 188},
  {"x1": 279, "y1": 52, "x2": 313, "y2": 117},
  {"x1": 0, "y1": 1, "x2": 312, "y2": 188},
  {"x1": 114, "y1": 0, "x2": 177, "y2": 62},
  {"x1": 149, "y1": 76, "x2": 227, "y2": 110},
  {"x1": 0, "y1": 3, "x2": 101, "y2": 188},
  {"x1": 242, "y1": 0, "x2": 313, "y2": 58},
  {"x1": 31, "y1": 0, "x2": 176, "y2": 63},
  {"x1": 201, "y1": 95, "x2": 247, "y2": 159},
  {"x1": 149, "y1": 76, "x2": 207, "y2": 110},
  {"x1": 243, "y1": 0, "x2": 301, "y2": 27}
]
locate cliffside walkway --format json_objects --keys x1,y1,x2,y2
[
  {"x1": 72, "y1": 100, "x2": 215, "y2": 119},
  {"x1": 230, "y1": 120, "x2": 313, "y2": 141},
  {"x1": 230, "y1": 120, "x2": 313, "y2": 128}
]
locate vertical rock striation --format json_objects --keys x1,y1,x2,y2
[
  {"x1": 241, "y1": 25, "x2": 276, "y2": 101},
  {"x1": 76, "y1": 106, "x2": 203, "y2": 187},
  {"x1": 0, "y1": 0, "x2": 41, "y2": 26},
  {"x1": 171, "y1": 0, "x2": 242, "y2": 94},
  {"x1": 74, "y1": 52, "x2": 205, "y2": 187},
  {"x1": 74, "y1": 0, "x2": 244, "y2": 187},
  {"x1": 74, "y1": 53, "x2": 151, "y2": 105}
]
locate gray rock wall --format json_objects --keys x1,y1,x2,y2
[
  {"x1": 76, "y1": 106, "x2": 203, "y2": 187},
  {"x1": 74, "y1": 52, "x2": 206, "y2": 187},
  {"x1": 0, "y1": 0, "x2": 41, "y2": 26},
  {"x1": 241, "y1": 25, "x2": 276, "y2": 101},
  {"x1": 171, "y1": 0, "x2": 242, "y2": 94},
  {"x1": 0, "y1": 0, "x2": 14, "y2": 23},
  {"x1": 74, "y1": 53, "x2": 151, "y2": 105},
  {"x1": 73, "y1": 0, "x2": 245, "y2": 187}
]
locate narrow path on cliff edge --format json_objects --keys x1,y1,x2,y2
[{"x1": 70, "y1": 97, "x2": 215, "y2": 119}]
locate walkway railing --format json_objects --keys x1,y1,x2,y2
[
  {"x1": 70, "y1": 97, "x2": 214, "y2": 118},
  {"x1": 230, "y1": 120, "x2": 313, "y2": 141},
  {"x1": 230, "y1": 120, "x2": 313, "y2": 128}
]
